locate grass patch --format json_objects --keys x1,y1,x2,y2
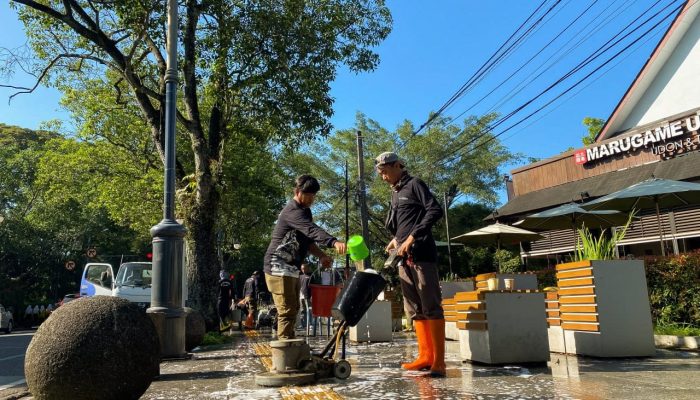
[
  {"x1": 654, "y1": 324, "x2": 700, "y2": 337},
  {"x1": 201, "y1": 331, "x2": 236, "y2": 346}
]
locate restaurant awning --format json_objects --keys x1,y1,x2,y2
[{"x1": 494, "y1": 151, "x2": 700, "y2": 219}]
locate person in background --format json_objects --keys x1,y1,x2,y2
[
  {"x1": 217, "y1": 270, "x2": 233, "y2": 330},
  {"x1": 263, "y1": 175, "x2": 347, "y2": 339},
  {"x1": 376, "y1": 151, "x2": 445, "y2": 377},
  {"x1": 32, "y1": 305, "x2": 40, "y2": 324},
  {"x1": 242, "y1": 271, "x2": 261, "y2": 328},
  {"x1": 298, "y1": 264, "x2": 312, "y2": 331}
]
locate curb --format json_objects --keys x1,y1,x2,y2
[{"x1": 655, "y1": 334, "x2": 699, "y2": 350}]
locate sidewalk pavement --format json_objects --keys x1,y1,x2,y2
[
  {"x1": 141, "y1": 328, "x2": 700, "y2": 400},
  {"x1": 4, "y1": 328, "x2": 700, "y2": 399}
]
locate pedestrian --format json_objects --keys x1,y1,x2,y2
[
  {"x1": 375, "y1": 151, "x2": 446, "y2": 377},
  {"x1": 24, "y1": 304, "x2": 33, "y2": 327},
  {"x1": 263, "y1": 174, "x2": 347, "y2": 339},
  {"x1": 32, "y1": 304, "x2": 39, "y2": 324},
  {"x1": 217, "y1": 270, "x2": 233, "y2": 330},
  {"x1": 298, "y1": 264, "x2": 312, "y2": 330},
  {"x1": 242, "y1": 271, "x2": 260, "y2": 328}
]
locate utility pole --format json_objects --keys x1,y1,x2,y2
[
  {"x1": 147, "y1": 0, "x2": 186, "y2": 359},
  {"x1": 356, "y1": 131, "x2": 371, "y2": 270},
  {"x1": 444, "y1": 184, "x2": 458, "y2": 276}
]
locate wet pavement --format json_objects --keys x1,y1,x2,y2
[{"x1": 140, "y1": 329, "x2": 700, "y2": 400}]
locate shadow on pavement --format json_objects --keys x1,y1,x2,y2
[{"x1": 156, "y1": 370, "x2": 239, "y2": 381}]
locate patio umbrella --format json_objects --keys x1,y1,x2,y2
[
  {"x1": 581, "y1": 178, "x2": 700, "y2": 256},
  {"x1": 514, "y1": 202, "x2": 629, "y2": 233},
  {"x1": 451, "y1": 222, "x2": 544, "y2": 250}
]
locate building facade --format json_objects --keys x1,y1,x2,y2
[{"x1": 496, "y1": 2, "x2": 700, "y2": 265}]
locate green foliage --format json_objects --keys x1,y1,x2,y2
[
  {"x1": 654, "y1": 323, "x2": 700, "y2": 337},
  {"x1": 201, "y1": 331, "x2": 236, "y2": 346},
  {"x1": 646, "y1": 253, "x2": 700, "y2": 327},
  {"x1": 0, "y1": 124, "x2": 148, "y2": 310},
  {"x1": 574, "y1": 212, "x2": 634, "y2": 261},
  {"x1": 494, "y1": 249, "x2": 521, "y2": 273},
  {"x1": 582, "y1": 117, "x2": 605, "y2": 146}
]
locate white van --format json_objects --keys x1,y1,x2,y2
[{"x1": 80, "y1": 262, "x2": 152, "y2": 309}]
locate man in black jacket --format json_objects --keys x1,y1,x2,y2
[
  {"x1": 217, "y1": 270, "x2": 233, "y2": 330},
  {"x1": 376, "y1": 151, "x2": 446, "y2": 377},
  {"x1": 264, "y1": 175, "x2": 347, "y2": 339}
]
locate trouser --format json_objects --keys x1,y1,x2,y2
[
  {"x1": 399, "y1": 260, "x2": 444, "y2": 320},
  {"x1": 217, "y1": 300, "x2": 231, "y2": 325},
  {"x1": 265, "y1": 274, "x2": 300, "y2": 339},
  {"x1": 299, "y1": 298, "x2": 310, "y2": 328}
]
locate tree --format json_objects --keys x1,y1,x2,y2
[
  {"x1": 4, "y1": 0, "x2": 392, "y2": 320},
  {"x1": 0, "y1": 124, "x2": 147, "y2": 314},
  {"x1": 582, "y1": 117, "x2": 605, "y2": 146}
]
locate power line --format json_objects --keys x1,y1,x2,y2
[
  {"x1": 397, "y1": 0, "x2": 560, "y2": 150},
  {"x1": 422, "y1": 0, "x2": 684, "y2": 170},
  {"x1": 434, "y1": 0, "x2": 685, "y2": 169}
]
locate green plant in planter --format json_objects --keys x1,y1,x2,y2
[{"x1": 574, "y1": 211, "x2": 635, "y2": 261}]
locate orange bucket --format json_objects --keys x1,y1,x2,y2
[{"x1": 310, "y1": 284, "x2": 341, "y2": 317}]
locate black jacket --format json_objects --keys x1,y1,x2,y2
[
  {"x1": 385, "y1": 172, "x2": 443, "y2": 262},
  {"x1": 264, "y1": 200, "x2": 337, "y2": 277}
]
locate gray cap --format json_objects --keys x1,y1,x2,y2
[{"x1": 375, "y1": 151, "x2": 404, "y2": 167}]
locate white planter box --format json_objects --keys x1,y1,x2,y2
[
  {"x1": 349, "y1": 301, "x2": 393, "y2": 342},
  {"x1": 556, "y1": 260, "x2": 655, "y2": 357}
]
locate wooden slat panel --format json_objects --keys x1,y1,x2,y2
[
  {"x1": 558, "y1": 278, "x2": 594, "y2": 287},
  {"x1": 474, "y1": 272, "x2": 496, "y2": 282},
  {"x1": 547, "y1": 318, "x2": 561, "y2": 326},
  {"x1": 454, "y1": 302, "x2": 486, "y2": 311},
  {"x1": 456, "y1": 321, "x2": 488, "y2": 330},
  {"x1": 560, "y1": 304, "x2": 597, "y2": 313},
  {"x1": 556, "y1": 260, "x2": 591, "y2": 271},
  {"x1": 562, "y1": 322, "x2": 599, "y2": 332},
  {"x1": 442, "y1": 298, "x2": 456, "y2": 305},
  {"x1": 476, "y1": 281, "x2": 488, "y2": 288},
  {"x1": 561, "y1": 313, "x2": 598, "y2": 322},
  {"x1": 454, "y1": 291, "x2": 484, "y2": 302},
  {"x1": 557, "y1": 287, "x2": 595, "y2": 296},
  {"x1": 457, "y1": 312, "x2": 486, "y2": 321},
  {"x1": 547, "y1": 310, "x2": 560, "y2": 317},
  {"x1": 556, "y1": 269, "x2": 593, "y2": 279},
  {"x1": 545, "y1": 292, "x2": 559, "y2": 300},
  {"x1": 559, "y1": 295, "x2": 596, "y2": 304}
]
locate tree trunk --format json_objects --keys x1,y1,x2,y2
[{"x1": 184, "y1": 179, "x2": 220, "y2": 328}]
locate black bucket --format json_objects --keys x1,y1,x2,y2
[{"x1": 332, "y1": 271, "x2": 387, "y2": 327}]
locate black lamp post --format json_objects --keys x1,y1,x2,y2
[{"x1": 146, "y1": 0, "x2": 187, "y2": 359}]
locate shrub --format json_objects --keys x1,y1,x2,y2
[
  {"x1": 494, "y1": 249, "x2": 521, "y2": 273},
  {"x1": 645, "y1": 253, "x2": 700, "y2": 327}
]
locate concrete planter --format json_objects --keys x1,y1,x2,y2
[
  {"x1": 440, "y1": 281, "x2": 475, "y2": 298},
  {"x1": 655, "y1": 334, "x2": 700, "y2": 349},
  {"x1": 554, "y1": 259, "x2": 655, "y2": 357},
  {"x1": 349, "y1": 301, "x2": 393, "y2": 342}
]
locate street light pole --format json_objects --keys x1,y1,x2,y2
[{"x1": 147, "y1": 0, "x2": 187, "y2": 359}]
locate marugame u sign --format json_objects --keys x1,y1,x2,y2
[{"x1": 574, "y1": 113, "x2": 700, "y2": 165}]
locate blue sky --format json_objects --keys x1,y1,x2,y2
[{"x1": 0, "y1": 1, "x2": 680, "y2": 204}]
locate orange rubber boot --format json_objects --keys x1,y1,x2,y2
[
  {"x1": 427, "y1": 319, "x2": 446, "y2": 377},
  {"x1": 244, "y1": 313, "x2": 255, "y2": 329},
  {"x1": 401, "y1": 320, "x2": 433, "y2": 370}
]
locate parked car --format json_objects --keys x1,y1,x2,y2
[
  {"x1": 59, "y1": 294, "x2": 81, "y2": 307},
  {"x1": 0, "y1": 304, "x2": 13, "y2": 334}
]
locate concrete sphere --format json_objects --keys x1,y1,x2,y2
[
  {"x1": 184, "y1": 307, "x2": 206, "y2": 351},
  {"x1": 25, "y1": 296, "x2": 160, "y2": 400}
]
